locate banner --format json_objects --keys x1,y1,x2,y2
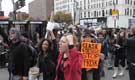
[{"x1": 81, "y1": 42, "x2": 101, "y2": 69}]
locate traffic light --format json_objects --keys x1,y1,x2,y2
[
  {"x1": 19, "y1": 0, "x2": 25, "y2": 7},
  {"x1": 15, "y1": 0, "x2": 25, "y2": 10}
]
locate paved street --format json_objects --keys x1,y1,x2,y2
[
  {"x1": 101, "y1": 68, "x2": 129, "y2": 80},
  {"x1": 0, "y1": 68, "x2": 8, "y2": 80},
  {"x1": 0, "y1": 68, "x2": 129, "y2": 80}
]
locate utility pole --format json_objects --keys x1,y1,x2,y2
[
  {"x1": 74, "y1": 0, "x2": 78, "y2": 25},
  {"x1": 0, "y1": 0, "x2": 2, "y2": 11},
  {"x1": 113, "y1": 0, "x2": 118, "y2": 28},
  {"x1": 11, "y1": 0, "x2": 25, "y2": 20},
  {"x1": 12, "y1": 0, "x2": 16, "y2": 20}
]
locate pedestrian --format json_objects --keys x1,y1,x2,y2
[
  {"x1": 55, "y1": 33, "x2": 83, "y2": 80},
  {"x1": 8, "y1": 27, "x2": 32, "y2": 80},
  {"x1": 81, "y1": 30, "x2": 101, "y2": 80},
  {"x1": 125, "y1": 25, "x2": 135, "y2": 80},
  {"x1": 112, "y1": 31, "x2": 126, "y2": 78},
  {"x1": 36, "y1": 30, "x2": 58, "y2": 80}
]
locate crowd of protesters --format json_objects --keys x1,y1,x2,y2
[{"x1": 0, "y1": 24, "x2": 135, "y2": 80}]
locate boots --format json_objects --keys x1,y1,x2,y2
[
  {"x1": 119, "y1": 66, "x2": 125, "y2": 76},
  {"x1": 112, "y1": 67, "x2": 118, "y2": 78}
]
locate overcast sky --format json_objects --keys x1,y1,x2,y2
[{"x1": 2, "y1": 0, "x2": 34, "y2": 16}]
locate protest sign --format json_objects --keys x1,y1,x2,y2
[
  {"x1": 46, "y1": 22, "x2": 55, "y2": 31},
  {"x1": 81, "y1": 42, "x2": 101, "y2": 69}
]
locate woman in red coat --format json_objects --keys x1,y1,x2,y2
[{"x1": 55, "y1": 33, "x2": 83, "y2": 80}]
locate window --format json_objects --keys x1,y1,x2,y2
[
  {"x1": 133, "y1": 9, "x2": 135, "y2": 15},
  {"x1": 99, "y1": 11, "x2": 101, "y2": 16},
  {"x1": 99, "y1": 3, "x2": 101, "y2": 8},
  {"x1": 110, "y1": 9, "x2": 112, "y2": 15},
  {"x1": 91, "y1": 12, "x2": 93, "y2": 17},
  {"x1": 97, "y1": 11, "x2": 98, "y2": 17},
  {"x1": 81, "y1": 13, "x2": 82, "y2": 18},
  {"x1": 94, "y1": 11, "x2": 96, "y2": 17},
  {"x1": 106, "y1": 10, "x2": 108, "y2": 15},
  {"x1": 102, "y1": 10, "x2": 105, "y2": 16},
  {"x1": 94, "y1": 4, "x2": 96, "y2": 8},
  {"x1": 130, "y1": 9, "x2": 132, "y2": 15},
  {"x1": 109, "y1": 1, "x2": 112, "y2": 6},
  {"x1": 128, "y1": 0, "x2": 129, "y2": 4},
  {"x1": 131, "y1": 0, "x2": 132, "y2": 5},
  {"x1": 88, "y1": 12, "x2": 90, "y2": 17},
  {"x1": 125, "y1": 9, "x2": 127, "y2": 15},
  {"x1": 84, "y1": 12, "x2": 86, "y2": 18},
  {"x1": 88, "y1": 5, "x2": 90, "y2": 9},
  {"x1": 127, "y1": 8, "x2": 129, "y2": 15},
  {"x1": 102, "y1": 3, "x2": 104, "y2": 7},
  {"x1": 84, "y1": 6, "x2": 86, "y2": 9},
  {"x1": 125, "y1": 0, "x2": 127, "y2": 4},
  {"x1": 116, "y1": 0, "x2": 118, "y2": 5},
  {"x1": 106, "y1": 2, "x2": 108, "y2": 6},
  {"x1": 88, "y1": 0, "x2": 90, "y2": 5}
]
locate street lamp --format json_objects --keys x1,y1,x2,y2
[
  {"x1": 12, "y1": 0, "x2": 16, "y2": 20},
  {"x1": 11, "y1": 0, "x2": 25, "y2": 20},
  {"x1": 0, "y1": 0, "x2": 2, "y2": 11}
]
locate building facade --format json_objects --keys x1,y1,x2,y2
[
  {"x1": 0, "y1": 0, "x2": 2, "y2": 11},
  {"x1": 29, "y1": 0, "x2": 54, "y2": 20},
  {"x1": 79, "y1": 0, "x2": 135, "y2": 28},
  {"x1": 54, "y1": 0, "x2": 80, "y2": 24}
]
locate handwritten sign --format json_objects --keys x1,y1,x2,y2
[
  {"x1": 46, "y1": 21, "x2": 55, "y2": 31},
  {"x1": 81, "y1": 42, "x2": 101, "y2": 69}
]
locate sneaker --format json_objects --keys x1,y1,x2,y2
[
  {"x1": 113, "y1": 73, "x2": 118, "y2": 78},
  {"x1": 119, "y1": 70, "x2": 124, "y2": 76}
]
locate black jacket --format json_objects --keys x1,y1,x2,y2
[
  {"x1": 38, "y1": 52, "x2": 56, "y2": 80},
  {"x1": 37, "y1": 39, "x2": 58, "y2": 80},
  {"x1": 8, "y1": 41, "x2": 31, "y2": 76},
  {"x1": 126, "y1": 35, "x2": 135, "y2": 63}
]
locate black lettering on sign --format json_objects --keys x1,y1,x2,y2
[
  {"x1": 84, "y1": 59, "x2": 98, "y2": 67},
  {"x1": 87, "y1": 54, "x2": 99, "y2": 59},
  {"x1": 88, "y1": 44, "x2": 98, "y2": 49},
  {"x1": 82, "y1": 43, "x2": 88, "y2": 48}
]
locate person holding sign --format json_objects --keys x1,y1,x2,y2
[
  {"x1": 55, "y1": 33, "x2": 83, "y2": 80},
  {"x1": 80, "y1": 30, "x2": 102, "y2": 80},
  {"x1": 36, "y1": 30, "x2": 58, "y2": 80}
]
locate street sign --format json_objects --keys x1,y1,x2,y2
[{"x1": 112, "y1": 9, "x2": 119, "y2": 16}]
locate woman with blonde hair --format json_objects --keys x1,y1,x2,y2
[{"x1": 55, "y1": 33, "x2": 83, "y2": 80}]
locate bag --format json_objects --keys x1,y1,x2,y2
[{"x1": 29, "y1": 66, "x2": 40, "y2": 80}]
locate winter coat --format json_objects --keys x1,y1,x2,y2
[{"x1": 55, "y1": 48, "x2": 83, "y2": 80}]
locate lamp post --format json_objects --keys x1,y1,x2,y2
[
  {"x1": 112, "y1": 0, "x2": 118, "y2": 28},
  {"x1": 0, "y1": 0, "x2": 2, "y2": 11},
  {"x1": 12, "y1": 0, "x2": 16, "y2": 20}
]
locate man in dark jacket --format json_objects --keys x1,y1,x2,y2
[
  {"x1": 126, "y1": 25, "x2": 135, "y2": 80},
  {"x1": 8, "y1": 28, "x2": 31, "y2": 80}
]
